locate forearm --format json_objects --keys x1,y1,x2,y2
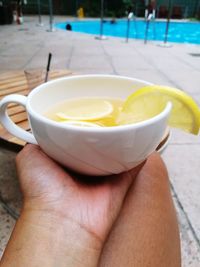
[{"x1": 0, "y1": 209, "x2": 102, "y2": 267}]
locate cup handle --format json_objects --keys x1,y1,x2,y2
[{"x1": 0, "y1": 94, "x2": 37, "y2": 144}]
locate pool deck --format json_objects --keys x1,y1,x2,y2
[{"x1": 0, "y1": 16, "x2": 200, "y2": 266}]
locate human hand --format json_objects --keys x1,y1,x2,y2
[
  {"x1": 1, "y1": 146, "x2": 180, "y2": 267},
  {"x1": 7, "y1": 144, "x2": 142, "y2": 267},
  {"x1": 16, "y1": 144, "x2": 142, "y2": 242}
]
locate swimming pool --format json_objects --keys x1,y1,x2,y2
[{"x1": 55, "y1": 20, "x2": 200, "y2": 45}]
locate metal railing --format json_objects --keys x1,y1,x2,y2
[{"x1": 144, "y1": 11, "x2": 156, "y2": 44}]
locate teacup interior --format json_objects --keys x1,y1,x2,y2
[{"x1": 29, "y1": 75, "x2": 151, "y2": 115}]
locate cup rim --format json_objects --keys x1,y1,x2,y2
[{"x1": 26, "y1": 74, "x2": 172, "y2": 133}]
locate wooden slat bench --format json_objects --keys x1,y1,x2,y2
[{"x1": 0, "y1": 70, "x2": 72, "y2": 146}]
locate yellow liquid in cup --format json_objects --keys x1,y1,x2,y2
[
  {"x1": 44, "y1": 85, "x2": 200, "y2": 134},
  {"x1": 44, "y1": 97, "x2": 150, "y2": 127}
]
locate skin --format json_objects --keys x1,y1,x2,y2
[
  {"x1": 0, "y1": 144, "x2": 181, "y2": 267},
  {"x1": 99, "y1": 148, "x2": 181, "y2": 267}
]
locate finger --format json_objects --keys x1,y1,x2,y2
[
  {"x1": 15, "y1": 144, "x2": 70, "y2": 198},
  {"x1": 16, "y1": 144, "x2": 59, "y2": 172},
  {"x1": 99, "y1": 152, "x2": 181, "y2": 267},
  {"x1": 106, "y1": 161, "x2": 145, "y2": 208},
  {"x1": 16, "y1": 144, "x2": 68, "y2": 179},
  {"x1": 93, "y1": 160, "x2": 146, "y2": 238}
]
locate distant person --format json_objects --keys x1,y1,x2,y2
[
  {"x1": 110, "y1": 18, "x2": 116, "y2": 24},
  {"x1": 77, "y1": 6, "x2": 84, "y2": 18},
  {"x1": 126, "y1": 5, "x2": 133, "y2": 16},
  {"x1": 66, "y1": 23, "x2": 72, "y2": 31},
  {"x1": 16, "y1": 0, "x2": 23, "y2": 24},
  {"x1": 145, "y1": 3, "x2": 154, "y2": 20}
]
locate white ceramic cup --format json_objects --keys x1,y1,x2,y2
[{"x1": 0, "y1": 75, "x2": 171, "y2": 176}]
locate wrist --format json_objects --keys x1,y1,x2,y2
[{"x1": 20, "y1": 207, "x2": 102, "y2": 267}]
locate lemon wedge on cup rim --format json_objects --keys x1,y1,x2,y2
[
  {"x1": 119, "y1": 85, "x2": 200, "y2": 135},
  {"x1": 56, "y1": 98, "x2": 113, "y2": 121}
]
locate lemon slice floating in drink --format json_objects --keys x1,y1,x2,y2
[
  {"x1": 119, "y1": 85, "x2": 200, "y2": 135},
  {"x1": 56, "y1": 98, "x2": 113, "y2": 121},
  {"x1": 61, "y1": 120, "x2": 103, "y2": 127}
]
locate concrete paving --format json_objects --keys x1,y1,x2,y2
[{"x1": 0, "y1": 16, "x2": 200, "y2": 265}]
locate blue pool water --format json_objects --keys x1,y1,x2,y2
[{"x1": 55, "y1": 20, "x2": 200, "y2": 45}]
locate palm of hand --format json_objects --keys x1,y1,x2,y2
[{"x1": 16, "y1": 145, "x2": 137, "y2": 242}]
